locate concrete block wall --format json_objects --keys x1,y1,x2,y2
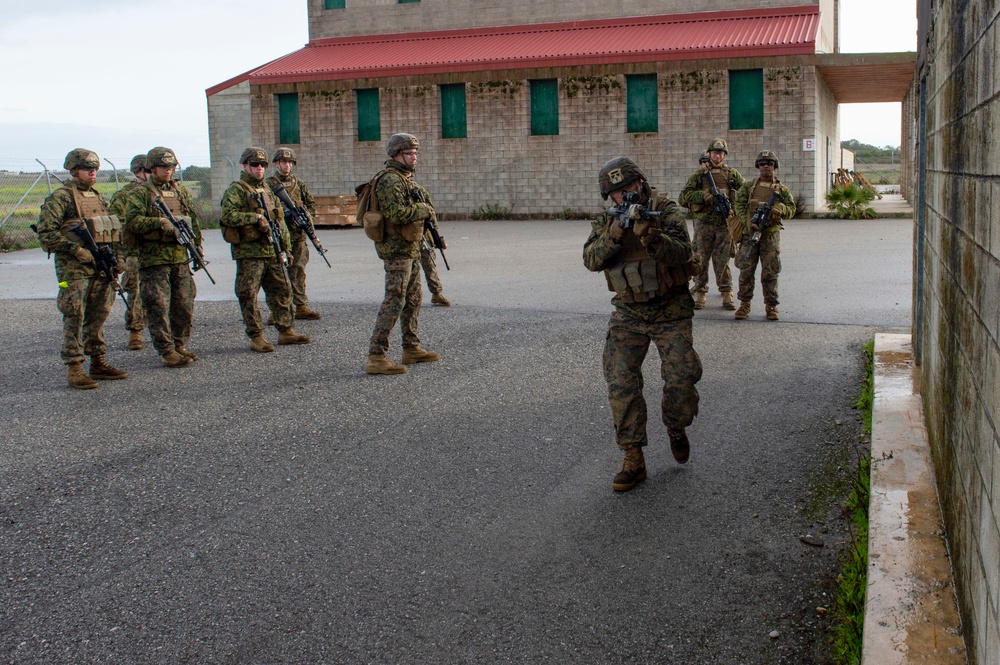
[
  {"x1": 913, "y1": 1, "x2": 1000, "y2": 663},
  {"x1": 207, "y1": 81, "x2": 253, "y2": 201}
]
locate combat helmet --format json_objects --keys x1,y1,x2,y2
[
  {"x1": 129, "y1": 154, "x2": 148, "y2": 173},
  {"x1": 64, "y1": 148, "x2": 100, "y2": 171},
  {"x1": 240, "y1": 146, "x2": 269, "y2": 165},
  {"x1": 272, "y1": 147, "x2": 297, "y2": 164},
  {"x1": 707, "y1": 138, "x2": 729, "y2": 154},
  {"x1": 386, "y1": 133, "x2": 419, "y2": 157},
  {"x1": 146, "y1": 146, "x2": 178, "y2": 168},
  {"x1": 598, "y1": 157, "x2": 649, "y2": 201},
  {"x1": 755, "y1": 150, "x2": 780, "y2": 168},
  {"x1": 698, "y1": 152, "x2": 710, "y2": 165}
]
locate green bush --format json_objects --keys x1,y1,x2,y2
[
  {"x1": 471, "y1": 202, "x2": 511, "y2": 220},
  {"x1": 825, "y1": 183, "x2": 877, "y2": 220}
]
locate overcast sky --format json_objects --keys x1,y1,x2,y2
[{"x1": 0, "y1": 0, "x2": 916, "y2": 168}]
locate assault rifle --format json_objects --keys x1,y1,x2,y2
[
  {"x1": 253, "y1": 192, "x2": 293, "y2": 289},
  {"x1": 410, "y1": 189, "x2": 449, "y2": 270},
  {"x1": 151, "y1": 197, "x2": 216, "y2": 284},
  {"x1": 66, "y1": 223, "x2": 131, "y2": 313},
  {"x1": 270, "y1": 184, "x2": 332, "y2": 268},
  {"x1": 607, "y1": 190, "x2": 664, "y2": 229},
  {"x1": 702, "y1": 170, "x2": 733, "y2": 218},
  {"x1": 749, "y1": 188, "x2": 782, "y2": 244}
]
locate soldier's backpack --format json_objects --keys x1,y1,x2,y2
[{"x1": 355, "y1": 169, "x2": 389, "y2": 242}]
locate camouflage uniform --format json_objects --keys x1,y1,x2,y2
[
  {"x1": 220, "y1": 170, "x2": 295, "y2": 339},
  {"x1": 266, "y1": 166, "x2": 316, "y2": 311},
  {"x1": 109, "y1": 179, "x2": 147, "y2": 333},
  {"x1": 123, "y1": 152, "x2": 201, "y2": 359},
  {"x1": 419, "y1": 233, "x2": 444, "y2": 296},
  {"x1": 733, "y1": 177, "x2": 795, "y2": 307},
  {"x1": 679, "y1": 160, "x2": 745, "y2": 300}
]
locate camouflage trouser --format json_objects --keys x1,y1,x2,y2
[
  {"x1": 369, "y1": 257, "x2": 422, "y2": 355},
  {"x1": 235, "y1": 258, "x2": 293, "y2": 337},
  {"x1": 120, "y1": 256, "x2": 147, "y2": 331},
  {"x1": 736, "y1": 231, "x2": 781, "y2": 306},
  {"x1": 691, "y1": 218, "x2": 734, "y2": 295},
  {"x1": 57, "y1": 275, "x2": 114, "y2": 364},
  {"x1": 288, "y1": 231, "x2": 310, "y2": 308},
  {"x1": 602, "y1": 312, "x2": 702, "y2": 450},
  {"x1": 419, "y1": 241, "x2": 443, "y2": 295},
  {"x1": 139, "y1": 263, "x2": 196, "y2": 354}
]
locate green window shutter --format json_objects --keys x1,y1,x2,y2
[
  {"x1": 530, "y1": 79, "x2": 559, "y2": 136},
  {"x1": 729, "y1": 69, "x2": 764, "y2": 130},
  {"x1": 398, "y1": 0, "x2": 420, "y2": 3},
  {"x1": 626, "y1": 74, "x2": 658, "y2": 133},
  {"x1": 323, "y1": 0, "x2": 345, "y2": 8},
  {"x1": 440, "y1": 83, "x2": 467, "y2": 139},
  {"x1": 356, "y1": 88, "x2": 381, "y2": 142},
  {"x1": 277, "y1": 93, "x2": 300, "y2": 145}
]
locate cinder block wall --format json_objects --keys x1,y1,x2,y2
[
  {"x1": 207, "y1": 81, "x2": 253, "y2": 202},
  {"x1": 914, "y1": 2, "x2": 1000, "y2": 663}
]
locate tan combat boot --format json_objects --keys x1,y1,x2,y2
[
  {"x1": 366, "y1": 353, "x2": 407, "y2": 375},
  {"x1": 766, "y1": 304, "x2": 780, "y2": 321},
  {"x1": 431, "y1": 293, "x2": 451, "y2": 306},
  {"x1": 249, "y1": 336, "x2": 275, "y2": 353},
  {"x1": 721, "y1": 292, "x2": 735, "y2": 310},
  {"x1": 734, "y1": 301, "x2": 751, "y2": 320},
  {"x1": 277, "y1": 329, "x2": 311, "y2": 345},
  {"x1": 90, "y1": 355, "x2": 128, "y2": 380},
  {"x1": 175, "y1": 345, "x2": 200, "y2": 361},
  {"x1": 402, "y1": 346, "x2": 440, "y2": 364},
  {"x1": 267, "y1": 313, "x2": 276, "y2": 326},
  {"x1": 295, "y1": 305, "x2": 322, "y2": 320},
  {"x1": 692, "y1": 292, "x2": 706, "y2": 310},
  {"x1": 128, "y1": 330, "x2": 143, "y2": 350},
  {"x1": 667, "y1": 426, "x2": 690, "y2": 464},
  {"x1": 162, "y1": 349, "x2": 192, "y2": 367},
  {"x1": 612, "y1": 446, "x2": 647, "y2": 492},
  {"x1": 67, "y1": 362, "x2": 98, "y2": 390}
]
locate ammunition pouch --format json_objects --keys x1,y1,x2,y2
[
  {"x1": 363, "y1": 211, "x2": 385, "y2": 242},
  {"x1": 384, "y1": 219, "x2": 423, "y2": 243}
]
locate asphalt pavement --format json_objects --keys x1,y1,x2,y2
[{"x1": 0, "y1": 218, "x2": 912, "y2": 664}]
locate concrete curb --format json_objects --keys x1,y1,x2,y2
[{"x1": 862, "y1": 333, "x2": 967, "y2": 663}]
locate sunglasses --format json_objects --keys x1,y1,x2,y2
[
  {"x1": 249, "y1": 161, "x2": 267, "y2": 168},
  {"x1": 758, "y1": 160, "x2": 777, "y2": 167}
]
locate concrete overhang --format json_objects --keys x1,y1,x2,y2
[{"x1": 815, "y1": 52, "x2": 916, "y2": 103}]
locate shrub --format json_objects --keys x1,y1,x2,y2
[
  {"x1": 471, "y1": 202, "x2": 511, "y2": 220},
  {"x1": 825, "y1": 183, "x2": 877, "y2": 220}
]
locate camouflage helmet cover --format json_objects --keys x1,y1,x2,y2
[
  {"x1": 129, "y1": 154, "x2": 148, "y2": 173},
  {"x1": 272, "y1": 147, "x2": 297, "y2": 163},
  {"x1": 755, "y1": 150, "x2": 780, "y2": 168},
  {"x1": 146, "y1": 146, "x2": 178, "y2": 168},
  {"x1": 698, "y1": 152, "x2": 711, "y2": 164},
  {"x1": 64, "y1": 148, "x2": 100, "y2": 171},
  {"x1": 386, "y1": 133, "x2": 419, "y2": 157},
  {"x1": 707, "y1": 138, "x2": 729, "y2": 154},
  {"x1": 240, "y1": 146, "x2": 269, "y2": 165},
  {"x1": 598, "y1": 157, "x2": 647, "y2": 200}
]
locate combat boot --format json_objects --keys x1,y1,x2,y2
[
  {"x1": 67, "y1": 362, "x2": 98, "y2": 390},
  {"x1": 128, "y1": 330, "x2": 143, "y2": 350},
  {"x1": 295, "y1": 305, "x2": 322, "y2": 320},
  {"x1": 249, "y1": 336, "x2": 275, "y2": 353},
  {"x1": 366, "y1": 353, "x2": 407, "y2": 375},
  {"x1": 277, "y1": 329, "x2": 311, "y2": 345},
  {"x1": 267, "y1": 313, "x2": 275, "y2": 326},
  {"x1": 667, "y1": 426, "x2": 691, "y2": 464},
  {"x1": 89, "y1": 355, "x2": 128, "y2": 380},
  {"x1": 722, "y1": 292, "x2": 736, "y2": 310},
  {"x1": 402, "y1": 345, "x2": 440, "y2": 364},
  {"x1": 734, "y1": 301, "x2": 751, "y2": 320},
  {"x1": 161, "y1": 349, "x2": 192, "y2": 367},
  {"x1": 431, "y1": 293, "x2": 451, "y2": 306},
  {"x1": 175, "y1": 345, "x2": 200, "y2": 361},
  {"x1": 692, "y1": 292, "x2": 706, "y2": 310},
  {"x1": 766, "y1": 304, "x2": 780, "y2": 321},
  {"x1": 612, "y1": 446, "x2": 647, "y2": 492}
]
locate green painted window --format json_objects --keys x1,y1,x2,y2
[
  {"x1": 323, "y1": 0, "x2": 345, "y2": 8},
  {"x1": 398, "y1": 0, "x2": 420, "y2": 3},
  {"x1": 626, "y1": 74, "x2": 658, "y2": 133},
  {"x1": 356, "y1": 88, "x2": 380, "y2": 142},
  {"x1": 729, "y1": 69, "x2": 764, "y2": 130},
  {"x1": 277, "y1": 93, "x2": 300, "y2": 145},
  {"x1": 440, "y1": 83, "x2": 467, "y2": 139},
  {"x1": 530, "y1": 79, "x2": 559, "y2": 136}
]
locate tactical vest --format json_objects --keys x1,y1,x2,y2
[
  {"x1": 380, "y1": 173, "x2": 424, "y2": 242},
  {"x1": 268, "y1": 175, "x2": 303, "y2": 207},
  {"x1": 139, "y1": 181, "x2": 191, "y2": 244},
  {"x1": 223, "y1": 180, "x2": 283, "y2": 244},
  {"x1": 602, "y1": 226, "x2": 676, "y2": 303},
  {"x1": 65, "y1": 184, "x2": 120, "y2": 245},
  {"x1": 747, "y1": 178, "x2": 777, "y2": 223},
  {"x1": 703, "y1": 167, "x2": 733, "y2": 199}
]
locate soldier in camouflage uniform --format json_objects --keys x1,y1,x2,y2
[
  {"x1": 123, "y1": 147, "x2": 203, "y2": 367},
  {"x1": 365, "y1": 133, "x2": 441, "y2": 375},
  {"x1": 733, "y1": 150, "x2": 796, "y2": 321},
  {"x1": 220, "y1": 147, "x2": 310, "y2": 353},
  {"x1": 265, "y1": 147, "x2": 322, "y2": 321},
  {"x1": 108, "y1": 154, "x2": 149, "y2": 350},
  {"x1": 679, "y1": 138, "x2": 746, "y2": 311},
  {"x1": 584, "y1": 157, "x2": 703, "y2": 491},
  {"x1": 36, "y1": 148, "x2": 129, "y2": 389}
]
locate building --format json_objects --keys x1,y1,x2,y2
[{"x1": 206, "y1": 0, "x2": 914, "y2": 216}]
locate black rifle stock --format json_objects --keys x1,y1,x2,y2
[
  {"x1": 749, "y1": 189, "x2": 782, "y2": 244},
  {"x1": 66, "y1": 224, "x2": 131, "y2": 313},
  {"x1": 253, "y1": 192, "x2": 293, "y2": 289},
  {"x1": 702, "y1": 170, "x2": 734, "y2": 218},
  {"x1": 607, "y1": 190, "x2": 664, "y2": 230},
  {"x1": 410, "y1": 189, "x2": 449, "y2": 270},
  {"x1": 270, "y1": 184, "x2": 332, "y2": 268},
  {"x1": 151, "y1": 197, "x2": 216, "y2": 284}
]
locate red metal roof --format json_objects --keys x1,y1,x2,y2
[{"x1": 207, "y1": 6, "x2": 819, "y2": 96}]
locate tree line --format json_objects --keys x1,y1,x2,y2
[{"x1": 841, "y1": 140, "x2": 900, "y2": 163}]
